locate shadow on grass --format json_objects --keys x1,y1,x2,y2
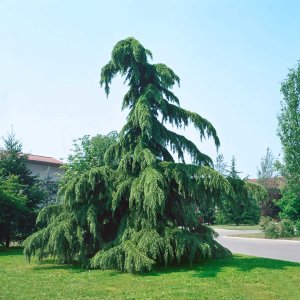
[
  {"x1": 31, "y1": 258, "x2": 86, "y2": 273},
  {"x1": 32, "y1": 264, "x2": 85, "y2": 273},
  {"x1": 2, "y1": 247, "x2": 300, "y2": 278},
  {"x1": 0, "y1": 247, "x2": 23, "y2": 256},
  {"x1": 191, "y1": 255, "x2": 300, "y2": 279},
  {"x1": 142, "y1": 255, "x2": 300, "y2": 278}
]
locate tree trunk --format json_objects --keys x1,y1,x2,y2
[{"x1": 5, "y1": 238, "x2": 10, "y2": 248}]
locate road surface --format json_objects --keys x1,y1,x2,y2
[{"x1": 215, "y1": 229, "x2": 300, "y2": 263}]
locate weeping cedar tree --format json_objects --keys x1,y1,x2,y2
[{"x1": 24, "y1": 38, "x2": 266, "y2": 272}]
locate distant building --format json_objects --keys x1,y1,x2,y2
[{"x1": 26, "y1": 154, "x2": 64, "y2": 182}]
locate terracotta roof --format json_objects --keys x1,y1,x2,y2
[
  {"x1": 247, "y1": 177, "x2": 285, "y2": 188},
  {"x1": 27, "y1": 154, "x2": 64, "y2": 166},
  {"x1": 248, "y1": 178, "x2": 258, "y2": 183}
]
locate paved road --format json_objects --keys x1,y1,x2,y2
[{"x1": 215, "y1": 229, "x2": 300, "y2": 263}]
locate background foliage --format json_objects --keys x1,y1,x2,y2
[
  {"x1": 256, "y1": 148, "x2": 281, "y2": 219},
  {"x1": 0, "y1": 133, "x2": 46, "y2": 246},
  {"x1": 277, "y1": 63, "x2": 300, "y2": 221}
]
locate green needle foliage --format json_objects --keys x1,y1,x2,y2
[{"x1": 24, "y1": 38, "x2": 265, "y2": 273}]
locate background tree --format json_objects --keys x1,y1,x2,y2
[
  {"x1": 0, "y1": 174, "x2": 28, "y2": 247},
  {"x1": 277, "y1": 63, "x2": 300, "y2": 220},
  {"x1": 216, "y1": 157, "x2": 262, "y2": 225},
  {"x1": 24, "y1": 38, "x2": 265, "y2": 272},
  {"x1": 0, "y1": 132, "x2": 45, "y2": 244},
  {"x1": 0, "y1": 133, "x2": 33, "y2": 185},
  {"x1": 257, "y1": 148, "x2": 281, "y2": 218},
  {"x1": 215, "y1": 153, "x2": 227, "y2": 175},
  {"x1": 257, "y1": 147, "x2": 275, "y2": 185},
  {"x1": 23, "y1": 133, "x2": 118, "y2": 207},
  {"x1": 62, "y1": 131, "x2": 118, "y2": 182},
  {"x1": 197, "y1": 153, "x2": 228, "y2": 224}
]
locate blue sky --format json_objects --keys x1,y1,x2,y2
[{"x1": 1, "y1": 0, "x2": 300, "y2": 177}]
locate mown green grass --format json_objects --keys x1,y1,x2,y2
[
  {"x1": 1, "y1": 248, "x2": 300, "y2": 299},
  {"x1": 230, "y1": 232, "x2": 266, "y2": 238},
  {"x1": 212, "y1": 224, "x2": 260, "y2": 230}
]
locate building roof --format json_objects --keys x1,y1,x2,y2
[
  {"x1": 247, "y1": 178, "x2": 258, "y2": 183},
  {"x1": 247, "y1": 177, "x2": 285, "y2": 188},
  {"x1": 27, "y1": 154, "x2": 64, "y2": 166}
]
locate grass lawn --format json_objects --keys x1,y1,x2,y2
[
  {"x1": 230, "y1": 232, "x2": 266, "y2": 239},
  {"x1": 212, "y1": 224, "x2": 260, "y2": 230},
  {"x1": 1, "y1": 248, "x2": 300, "y2": 299}
]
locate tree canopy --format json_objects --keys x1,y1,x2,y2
[
  {"x1": 256, "y1": 148, "x2": 281, "y2": 219},
  {"x1": 62, "y1": 131, "x2": 118, "y2": 182},
  {"x1": 0, "y1": 174, "x2": 28, "y2": 247},
  {"x1": 24, "y1": 37, "x2": 266, "y2": 272},
  {"x1": 0, "y1": 133, "x2": 45, "y2": 246},
  {"x1": 277, "y1": 63, "x2": 300, "y2": 220}
]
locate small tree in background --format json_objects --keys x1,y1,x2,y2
[
  {"x1": 257, "y1": 148, "x2": 281, "y2": 219},
  {"x1": 198, "y1": 153, "x2": 228, "y2": 224},
  {"x1": 31, "y1": 133, "x2": 119, "y2": 207},
  {"x1": 0, "y1": 133, "x2": 33, "y2": 185},
  {"x1": 0, "y1": 132, "x2": 45, "y2": 209},
  {"x1": 257, "y1": 148, "x2": 275, "y2": 185},
  {"x1": 215, "y1": 153, "x2": 227, "y2": 175},
  {"x1": 0, "y1": 174, "x2": 28, "y2": 247},
  {"x1": 62, "y1": 131, "x2": 118, "y2": 182},
  {"x1": 0, "y1": 132, "x2": 45, "y2": 244},
  {"x1": 216, "y1": 157, "x2": 262, "y2": 225}
]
